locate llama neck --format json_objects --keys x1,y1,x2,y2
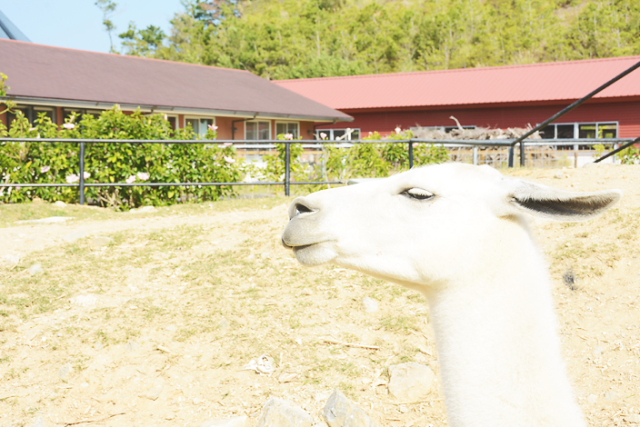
[{"x1": 424, "y1": 237, "x2": 586, "y2": 427}]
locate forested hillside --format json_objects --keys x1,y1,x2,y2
[{"x1": 119, "y1": 0, "x2": 640, "y2": 79}]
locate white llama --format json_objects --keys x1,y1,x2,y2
[{"x1": 281, "y1": 163, "x2": 621, "y2": 427}]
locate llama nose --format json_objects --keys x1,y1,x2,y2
[{"x1": 289, "y1": 197, "x2": 319, "y2": 219}]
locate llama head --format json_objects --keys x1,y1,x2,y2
[{"x1": 282, "y1": 163, "x2": 621, "y2": 289}]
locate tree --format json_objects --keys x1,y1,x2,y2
[{"x1": 95, "y1": 0, "x2": 118, "y2": 53}]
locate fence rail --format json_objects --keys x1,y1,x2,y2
[{"x1": 0, "y1": 137, "x2": 636, "y2": 203}]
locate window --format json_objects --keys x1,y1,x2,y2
[
  {"x1": 276, "y1": 122, "x2": 300, "y2": 138},
  {"x1": 7, "y1": 105, "x2": 56, "y2": 130},
  {"x1": 245, "y1": 120, "x2": 271, "y2": 140},
  {"x1": 63, "y1": 108, "x2": 102, "y2": 122},
  {"x1": 540, "y1": 122, "x2": 618, "y2": 140},
  {"x1": 186, "y1": 117, "x2": 215, "y2": 137},
  {"x1": 165, "y1": 116, "x2": 178, "y2": 131},
  {"x1": 316, "y1": 128, "x2": 361, "y2": 140}
]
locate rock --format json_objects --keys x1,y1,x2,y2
[
  {"x1": 2, "y1": 253, "x2": 21, "y2": 266},
  {"x1": 90, "y1": 236, "x2": 113, "y2": 249},
  {"x1": 140, "y1": 383, "x2": 164, "y2": 401},
  {"x1": 53, "y1": 201, "x2": 67, "y2": 207},
  {"x1": 258, "y1": 398, "x2": 313, "y2": 427},
  {"x1": 18, "y1": 216, "x2": 74, "y2": 224},
  {"x1": 27, "y1": 263, "x2": 44, "y2": 275},
  {"x1": 388, "y1": 362, "x2": 434, "y2": 403},
  {"x1": 323, "y1": 389, "x2": 379, "y2": 427},
  {"x1": 70, "y1": 294, "x2": 99, "y2": 308},
  {"x1": 201, "y1": 416, "x2": 248, "y2": 427},
  {"x1": 58, "y1": 363, "x2": 73, "y2": 380},
  {"x1": 362, "y1": 297, "x2": 379, "y2": 313}
]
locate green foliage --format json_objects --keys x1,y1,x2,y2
[
  {"x1": 0, "y1": 106, "x2": 244, "y2": 209},
  {"x1": 618, "y1": 145, "x2": 640, "y2": 165},
  {"x1": 122, "y1": 0, "x2": 640, "y2": 79},
  {"x1": 95, "y1": 0, "x2": 118, "y2": 53},
  {"x1": 270, "y1": 129, "x2": 449, "y2": 182},
  {"x1": 0, "y1": 72, "x2": 16, "y2": 115},
  {"x1": 262, "y1": 134, "x2": 304, "y2": 181}
]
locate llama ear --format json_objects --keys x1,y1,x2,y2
[{"x1": 507, "y1": 180, "x2": 622, "y2": 221}]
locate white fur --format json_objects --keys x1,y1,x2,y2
[{"x1": 282, "y1": 163, "x2": 621, "y2": 427}]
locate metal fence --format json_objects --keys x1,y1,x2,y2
[{"x1": 0, "y1": 136, "x2": 636, "y2": 202}]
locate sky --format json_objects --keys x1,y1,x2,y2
[{"x1": 0, "y1": 0, "x2": 186, "y2": 53}]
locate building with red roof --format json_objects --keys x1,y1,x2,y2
[
  {"x1": 275, "y1": 56, "x2": 640, "y2": 141},
  {"x1": 0, "y1": 39, "x2": 352, "y2": 140}
]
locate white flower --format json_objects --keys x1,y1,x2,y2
[
  {"x1": 66, "y1": 174, "x2": 79, "y2": 183},
  {"x1": 224, "y1": 156, "x2": 236, "y2": 164},
  {"x1": 284, "y1": 133, "x2": 294, "y2": 140},
  {"x1": 126, "y1": 175, "x2": 137, "y2": 184},
  {"x1": 221, "y1": 142, "x2": 233, "y2": 148},
  {"x1": 320, "y1": 132, "x2": 327, "y2": 140},
  {"x1": 83, "y1": 171, "x2": 91, "y2": 179},
  {"x1": 394, "y1": 127, "x2": 402, "y2": 134},
  {"x1": 137, "y1": 172, "x2": 150, "y2": 181},
  {"x1": 63, "y1": 123, "x2": 75, "y2": 130},
  {"x1": 208, "y1": 124, "x2": 218, "y2": 131},
  {"x1": 40, "y1": 166, "x2": 51, "y2": 173}
]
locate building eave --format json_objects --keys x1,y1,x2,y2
[{"x1": 2, "y1": 95, "x2": 354, "y2": 123}]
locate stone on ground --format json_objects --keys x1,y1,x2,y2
[
  {"x1": 322, "y1": 389, "x2": 379, "y2": 427},
  {"x1": 258, "y1": 397, "x2": 313, "y2": 427},
  {"x1": 387, "y1": 362, "x2": 434, "y2": 403}
]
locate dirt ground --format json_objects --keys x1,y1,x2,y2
[{"x1": 1, "y1": 164, "x2": 639, "y2": 427}]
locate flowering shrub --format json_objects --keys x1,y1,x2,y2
[
  {"x1": 619, "y1": 146, "x2": 640, "y2": 165},
  {"x1": 0, "y1": 106, "x2": 243, "y2": 209}
]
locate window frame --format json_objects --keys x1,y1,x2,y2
[
  {"x1": 275, "y1": 121, "x2": 300, "y2": 138},
  {"x1": 185, "y1": 116, "x2": 216, "y2": 138},
  {"x1": 245, "y1": 120, "x2": 272, "y2": 140},
  {"x1": 316, "y1": 128, "x2": 361, "y2": 140}
]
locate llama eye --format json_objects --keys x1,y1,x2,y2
[{"x1": 402, "y1": 188, "x2": 434, "y2": 200}]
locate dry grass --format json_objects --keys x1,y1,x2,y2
[{"x1": 1, "y1": 164, "x2": 639, "y2": 426}]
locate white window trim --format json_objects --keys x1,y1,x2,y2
[
  {"x1": 275, "y1": 121, "x2": 300, "y2": 138},
  {"x1": 316, "y1": 128, "x2": 361, "y2": 141},
  {"x1": 539, "y1": 121, "x2": 619, "y2": 139},
  {"x1": 184, "y1": 116, "x2": 217, "y2": 136},
  {"x1": 245, "y1": 120, "x2": 272, "y2": 140}
]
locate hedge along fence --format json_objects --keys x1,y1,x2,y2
[
  {"x1": 0, "y1": 107, "x2": 243, "y2": 209},
  {"x1": 0, "y1": 107, "x2": 452, "y2": 209}
]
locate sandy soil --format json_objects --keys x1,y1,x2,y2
[{"x1": 1, "y1": 164, "x2": 639, "y2": 427}]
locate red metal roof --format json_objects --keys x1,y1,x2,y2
[
  {"x1": 274, "y1": 56, "x2": 640, "y2": 110},
  {"x1": 0, "y1": 39, "x2": 352, "y2": 122}
]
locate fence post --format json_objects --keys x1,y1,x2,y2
[
  {"x1": 508, "y1": 145, "x2": 515, "y2": 167},
  {"x1": 79, "y1": 142, "x2": 86, "y2": 205},
  {"x1": 284, "y1": 142, "x2": 291, "y2": 197},
  {"x1": 408, "y1": 141, "x2": 414, "y2": 169},
  {"x1": 519, "y1": 141, "x2": 526, "y2": 167},
  {"x1": 473, "y1": 146, "x2": 478, "y2": 165}
]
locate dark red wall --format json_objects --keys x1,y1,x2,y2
[{"x1": 319, "y1": 100, "x2": 640, "y2": 138}]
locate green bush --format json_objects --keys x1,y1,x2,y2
[
  {"x1": 262, "y1": 129, "x2": 449, "y2": 184},
  {"x1": 0, "y1": 106, "x2": 244, "y2": 209},
  {"x1": 323, "y1": 129, "x2": 449, "y2": 181}
]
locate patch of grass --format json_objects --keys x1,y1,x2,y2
[{"x1": 380, "y1": 315, "x2": 419, "y2": 333}]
